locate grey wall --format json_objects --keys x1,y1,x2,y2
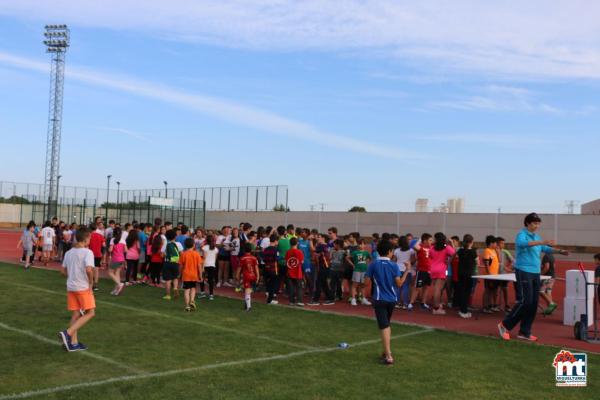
[{"x1": 204, "y1": 211, "x2": 600, "y2": 247}]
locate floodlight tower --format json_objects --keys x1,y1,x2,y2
[{"x1": 43, "y1": 24, "x2": 70, "y2": 220}]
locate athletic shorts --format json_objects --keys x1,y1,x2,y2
[
  {"x1": 243, "y1": 274, "x2": 257, "y2": 289},
  {"x1": 67, "y1": 290, "x2": 95, "y2": 311},
  {"x1": 485, "y1": 280, "x2": 500, "y2": 290},
  {"x1": 415, "y1": 271, "x2": 431, "y2": 288},
  {"x1": 352, "y1": 271, "x2": 366, "y2": 284},
  {"x1": 540, "y1": 278, "x2": 555, "y2": 293},
  {"x1": 22, "y1": 249, "x2": 33, "y2": 258},
  {"x1": 182, "y1": 281, "x2": 197, "y2": 289},
  {"x1": 42, "y1": 244, "x2": 53, "y2": 252},
  {"x1": 94, "y1": 257, "x2": 102, "y2": 267},
  {"x1": 217, "y1": 254, "x2": 230, "y2": 262},
  {"x1": 231, "y1": 255, "x2": 240, "y2": 271},
  {"x1": 110, "y1": 262, "x2": 123, "y2": 269},
  {"x1": 372, "y1": 300, "x2": 395, "y2": 330},
  {"x1": 139, "y1": 251, "x2": 146, "y2": 264},
  {"x1": 343, "y1": 264, "x2": 354, "y2": 280},
  {"x1": 162, "y1": 262, "x2": 180, "y2": 281}
]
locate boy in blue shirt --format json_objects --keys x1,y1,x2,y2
[
  {"x1": 498, "y1": 213, "x2": 568, "y2": 342},
  {"x1": 364, "y1": 239, "x2": 407, "y2": 365}
]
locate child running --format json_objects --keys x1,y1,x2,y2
[
  {"x1": 58, "y1": 227, "x2": 96, "y2": 352},
  {"x1": 17, "y1": 221, "x2": 36, "y2": 270},
  {"x1": 179, "y1": 238, "x2": 202, "y2": 311},
  {"x1": 237, "y1": 243, "x2": 260, "y2": 311},
  {"x1": 108, "y1": 227, "x2": 126, "y2": 296}
]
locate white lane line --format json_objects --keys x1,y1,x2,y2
[
  {"x1": 0, "y1": 322, "x2": 143, "y2": 374},
  {"x1": 10, "y1": 282, "x2": 316, "y2": 351},
  {"x1": 0, "y1": 328, "x2": 433, "y2": 400}
]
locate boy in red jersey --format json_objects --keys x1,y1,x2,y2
[
  {"x1": 237, "y1": 243, "x2": 260, "y2": 311},
  {"x1": 285, "y1": 237, "x2": 305, "y2": 306},
  {"x1": 88, "y1": 222, "x2": 105, "y2": 292},
  {"x1": 408, "y1": 233, "x2": 433, "y2": 311}
]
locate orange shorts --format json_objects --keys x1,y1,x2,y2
[{"x1": 67, "y1": 290, "x2": 96, "y2": 311}]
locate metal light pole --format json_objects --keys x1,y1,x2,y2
[
  {"x1": 163, "y1": 181, "x2": 168, "y2": 198},
  {"x1": 105, "y1": 174, "x2": 112, "y2": 221},
  {"x1": 43, "y1": 24, "x2": 70, "y2": 220},
  {"x1": 116, "y1": 181, "x2": 121, "y2": 222}
]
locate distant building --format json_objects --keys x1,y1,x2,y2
[
  {"x1": 446, "y1": 198, "x2": 465, "y2": 213},
  {"x1": 415, "y1": 198, "x2": 429, "y2": 213},
  {"x1": 582, "y1": 199, "x2": 600, "y2": 215}
]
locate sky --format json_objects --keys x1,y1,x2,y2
[{"x1": 0, "y1": 1, "x2": 599, "y2": 213}]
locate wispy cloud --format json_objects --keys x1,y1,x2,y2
[
  {"x1": 2, "y1": 1, "x2": 600, "y2": 80},
  {"x1": 0, "y1": 51, "x2": 425, "y2": 160},
  {"x1": 92, "y1": 126, "x2": 152, "y2": 142},
  {"x1": 415, "y1": 133, "x2": 553, "y2": 147},
  {"x1": 429, "y1": 85, "x2": 563, "y2": 114}
]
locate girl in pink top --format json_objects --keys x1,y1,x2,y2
[
  {"x1": 108, "y1": 227, "x2": 126, "y2": 296},
  {"x1": 429, "y1": 232, "x2": 455, "y2": 315},
  {"x1": 125, "y1": 230, "x2": 140, "y2": 285}
]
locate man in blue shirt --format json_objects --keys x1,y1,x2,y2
[
  {"x1": 365, "y1": 240, "x2": 407, "y2": 365},
  {"x1": 498, "y1": 213, "x2": 569, "y2": 342}
]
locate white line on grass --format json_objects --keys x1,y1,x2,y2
[
  {"x1": 0, "y1": 322, "x2": 143, "y2": 374},
  {"x1": 0, "y1": 328, "x2": 433, "y2": 400},
  {"x1": 10, "y1": 282, "x2": 316, "y2": 351}
]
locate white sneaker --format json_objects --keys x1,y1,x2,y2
[
  {"x1": 350, "y1": 298, "x2": 357, "y2": 306},
  {"x1": 407, "y1": 303, "x2": 414, "y2": 311},
  {"x1": 458, "y1": 311, "x2": 471, "y2": 319},
  {"x1": 269, "y1": 300, "x2": 279, "y2": 305},
  {"x1": 116, "y1": 283, "x2": 125, "y2": 295},
  {"x1": 361, "y1": 298, "x2": 371, "y2": 306},
  {"x1": 216, "y1": 282, "x2": 222, "y2": 288}
]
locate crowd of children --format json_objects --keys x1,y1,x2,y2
[{"x1": 19, "y1": 216, "x2": 577, "y2": 320}]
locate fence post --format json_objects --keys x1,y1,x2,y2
[
  {"x1": 554, "y1": 213, "x2": 559, "y2": 244},
  {"x1": 255, "y1": 189, "x2": 259, "y2": 212}
]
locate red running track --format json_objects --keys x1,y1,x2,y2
[{"x1": 1, "y1": 229, "x2": 598, "y2": 353}]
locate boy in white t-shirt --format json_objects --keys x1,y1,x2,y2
[
  {"x1": 40, "y1": 221, "x2": 56, "y2": 266},
  {"x1": 58, "y1": 227, "x2": 96, "y2": 352}
]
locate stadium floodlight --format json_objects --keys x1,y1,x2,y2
[{"x1": 42, "y1": 24, "x2": 70, "y2": 220}]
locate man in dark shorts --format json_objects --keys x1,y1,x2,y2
[{"x1": 364, "y1": 239, "x2": 407, "y2": 366}]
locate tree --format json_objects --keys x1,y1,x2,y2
[
  {"x1": 348, "y1": 206, "x2": 366, "y2": 212},
  {"x1": 272, "y1": 204, "x2": 290, "y2": 212}
]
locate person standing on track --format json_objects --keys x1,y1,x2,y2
[{"x1": 498, "y1": 213, "x2": 569, "y2": 342}]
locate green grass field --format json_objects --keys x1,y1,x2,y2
[{"x1": 0, "y1": 262, "x2": 598, "y2": 400}]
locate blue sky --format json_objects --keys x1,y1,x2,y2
[{"x1": 0, "y1": 1, "x2": 599, "y2": 212}]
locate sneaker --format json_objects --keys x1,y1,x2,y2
[
  {"x1": 466, "y1": 312, "x2": 472, "y2": 318},
  {"x1": 447, "y1": 302, "x2": 453, "y2": 308},
  {"x1": 116, "y1": 283, "x2": 125, "y2": 296},
  {"x1": 420, "y1": 303, "x2": 431, "y2": 310},
  {"x1": 504, "y1": 307, "x2": 512, "y2": 313},
  {"x1": 432, "y1": 307, "x2": 446, "y2": 315},
  {"x1": 361, "y1": 298, "x2": 371, "y2": 306},
  {"x1": 382, "y1": 357, "x2": 394, "y2": 366},
  {"x1": 407, "y1": 303, "x2": 414, "y2": 311},
  {"x1": 190, "y1": 302, "x2": 197, "y2": 311},
  {"x1": 482, "y1": 307, "x2": 493, "y2": 314},
  {"x1": 296, "y1": 302, "x2": 305, "y2": 307},
  {"x1": 198, "y1": 292, "x2": 207, "y2": 299},
  {"x1": 268, "y1": 300, "x2": 279, "y2": 305},
  {"x1": 458, "y1": 311, "x2": 471, "y2": 319},
  {"x1": 185, "y1": 306, "x2": 192, "y2": 312},
  {"x1": 517, "y1": 333, "x2": 538, "y2": 342},
  {"x1": 216, "y1": 282, "x2": 222, "y2": 288},
  {"x1": 209, "y1": 295, "x2": 214, "y2": 301},
  {"x1": 350, "y1": 298, "x2": 357, "y2": 306},
  {"x1": 307, "y1": 301, "x2": 320, "y2": 306},
  {"x1": 323, "y1": 300, "x2": 335, "y2": 306},
  {"x1": 543, "y1": 303, "x2": 558, "y2": 315},
  {"x1": 162, "y1": 295, "x2": 172, "y2": 301},
  {"x1": 58, "y1": 330, "x2": 72, "y2": 349},
  {"x1": 125, "y1": 282, "x2": 133, "y2": 287},
  {"x1": 93, "y1": 285, "x2": 99, "y2": 292},
  {"x1": 497, "y1": 322, "x2": 510, "y2": 341},
  {"x1": 223, "y1": 282, "x2": 233, "y2": 287},
  {"x1": 491, "y1": 306, "x2": 501, "y2": 312},
  {"x1": 79, "y1": 309, "x2": 85, "y2": 317},
  {"x1": 235, "y1": 287, "x2": 242, "y2": 293},
  {"x1": 73, "y1": 342, "x2": 88, "y2": 351},
  {"x1": 110, "y1": 289, "x2": 117, "y2": 296}
]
